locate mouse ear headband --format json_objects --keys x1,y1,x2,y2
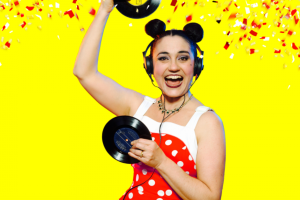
[{"x1": 145, "y1": 19, "x2": 204, "y2": 43}]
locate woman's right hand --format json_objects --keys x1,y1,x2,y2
[{"x1": 99, "y1": 0, "x2": 116, "y2": 14}]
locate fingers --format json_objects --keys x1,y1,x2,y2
[{"x1": 131, "y1": 138, "x2": 153, "y2": 150}]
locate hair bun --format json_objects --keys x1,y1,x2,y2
[
  {"x1": 145, "y1": 19, "x2": 166, "y2": 39},
  {"x1": 183, "y1": 23, "x2": 204, "y2": 43}
]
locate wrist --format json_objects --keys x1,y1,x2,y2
[{"x1": 155, "y1": 155, "x2": 169, "y2": 172}]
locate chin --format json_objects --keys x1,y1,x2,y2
[{"x1": 160, "y1": 81, "x2": 189, "y2": 97}]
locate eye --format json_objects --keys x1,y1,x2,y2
[
  {"x1": 158, "y1": 57, "x2": 168, "y2": 61},
  {"x1": 179, "y1": 56, "x2": 189, "y2": 61}
]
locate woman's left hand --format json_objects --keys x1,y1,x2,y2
[{"x1": 128, "y1": 138, "x2": 167, "y2": 169}]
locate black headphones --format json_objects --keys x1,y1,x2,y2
[{"x1": 142, "y1": 40, "x2": 204, "y2": 83}]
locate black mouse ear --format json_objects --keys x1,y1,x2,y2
[
  {"x1": 183, "y1": 23, "x2": 204, "y2": 43},
  {"x1": 145, "y1": 19, "x2": 166, "y2": 38}
]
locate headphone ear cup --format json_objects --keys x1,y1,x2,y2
[
  {"x1": 194, "y1": 57, "x2": 202, "y2": 77},
  {"x1": 145, "y1": 56, "x2": 153, "y2": 75}
]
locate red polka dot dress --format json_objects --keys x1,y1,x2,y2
[{"x1": 119, "y1": 96, "x2": 213, "y2": 200}]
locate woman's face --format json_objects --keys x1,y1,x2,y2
[{"x1": 152, "y1": 35, "x2": 194, "y2": 98}]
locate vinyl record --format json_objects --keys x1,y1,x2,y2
[
  {"x1": 102, "y1": 116, "x2": 152, "y2": 164},
  {"x1": 114, "y1": 0, "x2": 161, "y2": 19}
]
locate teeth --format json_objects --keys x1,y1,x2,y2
[{"x1": 165, "y1": 75, "x2": 182, "y2": 80}]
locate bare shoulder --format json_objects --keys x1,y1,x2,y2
[
  {"x1": 195, "y1": 110, "x2": 225, "y2": 142},
  {"x1": 128, "y1": 90, "x2": 146, "y2": 117}
]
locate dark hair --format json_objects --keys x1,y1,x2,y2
[{"x1": 145, "y1": 19, "x2": 204, "y2": 59}]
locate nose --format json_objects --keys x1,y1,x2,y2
[{"x1": 168, "y1": 58, "x2": 180, "y2": 72}]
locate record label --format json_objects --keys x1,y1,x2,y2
[{"x1": 113, "y1": 127, "x2": 139, "y2": 153}]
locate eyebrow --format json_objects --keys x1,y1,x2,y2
[{"x1": 157, "y1": 51, "x2": 190, "y2": 56}]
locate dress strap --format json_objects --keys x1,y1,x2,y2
[
  {"x1": 133, "y1": 96, "x2": 156, "y2": 120},
  {"x1": 185, "y1": 106, "x2": 214, "y2": 130}
]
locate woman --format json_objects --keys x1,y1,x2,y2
[{"x1": 73, "y1": 0, "x2": 226, "y2": 199}]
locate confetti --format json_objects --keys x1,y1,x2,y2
[{"x1": 230, "y1": 53, "x2": 234, "y2": 59}]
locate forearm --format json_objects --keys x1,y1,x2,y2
[
  {"x1": 156, "y1": 157, "x2": 216, "y2": 200},
  {"x1": 73, "y1": 7, "x2": 110, "y2": 78}
]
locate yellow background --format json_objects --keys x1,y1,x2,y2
[{"x1": 0, "y1": 0, "x2": 299, "y2": 199}]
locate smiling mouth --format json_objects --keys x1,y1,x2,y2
[{"x1": 165, "y1": 75, "x2": 183, "y2": 88}]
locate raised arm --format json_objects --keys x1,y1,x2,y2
[{"x1": 73, "y1": 1, "x2": 143, "y2": 116}]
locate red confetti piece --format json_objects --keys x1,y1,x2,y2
[
  {"x1": 73, "y1": 0, "x2": 78, "y2": 3},
  {"x1": 294, "y1": 16, "x2": 299, "y2": 25},
  {"x1": 274, "y1": 49, "x2": 281, "y2": 53},
  {"x1": 282, "y1": 43, "x2": 286, "y2": 46},
  {"x1": 224, "y1": 42, "x2": 230, "y2": 50},
  {"x1": 248, "y1": 36, "x2": 251, "y2": 41},
  {"x1": 243, "y1": 18, "x2": 247, "y2": 25},
  {"x1": 243, "y1": 34, "x2": 247, "y2": 38},
  {"x1": 20, "y1": 21, "x2": 26, "y2": 28},
  {"x1": 251, "y1": 20, "x2": 258, "y2": 28},
  {"x1": 263, "y1": 2, "x2": 270, "y2": 9},
  {"x1": 263, "y1": 22, "x2": 267, "y2": 25},
  {"x1": 171, "y1": 0, "x2": 177, "y2": 6},
  {"x1": 258, "y1": 24, "x2": 261, "y2": 29},
  {"x1": 14, "y1": 1, "x2": 19, "y2": 6},
  {"x1": 250, "y1": 30, "x2": 257, "y2": 36},
  {"x1": 241, "y1": 25, "x2": 246, "y2": 30},
  {"x1": 89, "y1": 8, "x2": 96, "y2": 16},
  {"x1": 227, "y1": 31, "x2": 230, "y2": 36},
  {"x1": 76, "y1": 5, "x2": 79, "y2": 10},
  {"x1": 181, "y1": 2, "x2": 185, "y2": 7},
  {"x1": 239, "y1": 37, "x2": 242, "y2": 41},
  {"x1": 21, "y1": 13, "x2": 24, "y2": 17},
  {"x1": 250, "y1": 49, "x2": 255, "y2": 54},
  {"x1": 174, "y1": 5, "x2": 178, "y2": 12},
  {"x1": 260, "y1": 37, "x2": 265, "y2": 39},
  {"x1": 75, "y1": 13, "x2": 79, "y2": 20},
  {"x1": 167, "y1": 19, "x2": 171, "y2": 23},
  {"x1": 228, "y1": 13, "x2": 237, "y2": 19},
  {"x1": 64, "y1": 10, "x2": 74, "y2": 18},
  {"x1": 277, "y1": 22, "x2": 281, "y2": 27},
  {"x1": 288, "y1": 30, "x2": 293, "y2": 35},
  {"x1": 291, "y1": 9, "x2": 297, "y2": 16},
  {"x1": 186, "y1": 15, "x2": 192, "y2": 22},
  {"x1": 5, "y1": 41, "x2": 11, "y2": 48},
  {"x1": 26, "y1": 6, "x2": 34, "y2": 11},
  {"x1": 194, "y1": 1, "x2": 197, "y2": 6},
  {"x1": 292, "y1": 43, "x2": 298, "y2": 50},
  {"x1": 39, "y1": 8, "x2": 42, "y2": 12}
]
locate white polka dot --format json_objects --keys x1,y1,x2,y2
[
  {"x1": 148, "y1": 179, "x2": 155, "y2": 186},
  {"x1": 129, "y1": 192, "x2": 133, "y2": 199},
  {"x1": 182, "y1": 146, "x2": 187, "y2": 150},
  {"x1": 157, "y1": 190, "x2": 164, "y2": 196},
  {"x1": 157, "y1": 198, "x2": 163, "y2": 200},
  {"x1": 189, "y1": 155, "x2": 192, "y2": 161},
  {"x1": 186, "y1": 171, "x2": 189, "y2": 174},
  {"x1": 165, "y1": 140, "x2": 172, "y2": 145},
  {"x1": 177, "y1": 161, "x2": 184, "y2": 167},
  {"x1": 138, "y1": 186, "x2": 143, "y2": 191},
  {"x1": 194, "y1": 165, "x2": 196, "y2": 169},
  {"x1": 166, "y1": 189, "x2": 172, "y2": 196},
  {"x1": 152, "y1": 137, "x2": 155, "y2": 141},
  {"x1": 138, "y1": 190, "x2": 144, "y2": 195},
  {"x1": 172, "y1": 150, "x2": 178, "y2": 157},
  {"x1": 161, "y1": 134, "x2": 166, "y2": 136},
  {"x1": 136, "y1": 174, "x2": 139, "y2": 181},
  {"x1": 142, "y1": 169, "x2": 147, "y2": 175}
]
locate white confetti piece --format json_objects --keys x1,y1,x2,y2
[
  {"x1": 230, "y1": 53, "x2": 234, "y2": 59},
  {"x1": 57, "y1": 35, "x2": 60, "y2": 40},
  {"x1": 55, "y1": 3, "x2": 60, "y2": 8},
  {"x1": 223, "y1": 31, "x2": 226, "y2": 34},
  {"x1": 233, "y1": 19, "x2": 243, "y2": 27},
  {"x1": 288, "y1": 85, "x2": 290, "y2": 89},
  {"x1": 251, "y1": 3, "x2": 258, "y2": 8},
  {"x1": 264, "y1": 37, "x2": 269, "y2": 41},
  {"x1": 200, "y1": 15, "x2": 204, "y2": 19},
  {"x1": 262, "y1": 45, "x2": 266, "y2": 47},
  {"x1": 49, "y1": 4, "x2": 53, "y2": 7},
  {"x1": 245, "y1": 7, "x2": 250, "y2": 14},
  {"x1": 129, "y1": 23, "x2": 132, "y2": 27},
  {"x1": 292, "y1": 55, "x2": 295, "y2": 63},
  {"x1": 35, "y1": 14, "x2": 42, "y2": 20},
  {"x1": 0, "y1": 62, "x2": 2, "y2": 66}
]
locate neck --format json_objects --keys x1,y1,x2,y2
[{"x1": 160, "y1": 91, "x2": 192, "y2": 111}]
